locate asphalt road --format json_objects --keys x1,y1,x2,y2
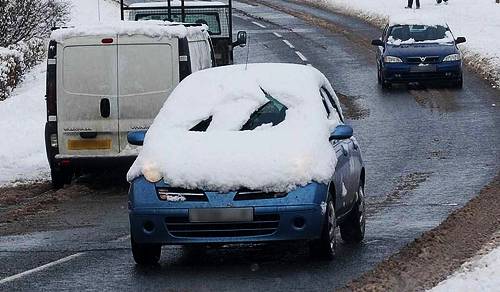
[{"x1": 0, "y1": 1, "x2": 499, "y2": 291}]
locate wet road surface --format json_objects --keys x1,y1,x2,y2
[{"x1": 0, "y1": 1, "x2": 499, "y2": 290}]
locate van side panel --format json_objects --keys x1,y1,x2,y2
[
  {"x1": 117, "y1": 35, "x2": 179, "y2": 154},
  {"x1": 57, "y1": 36, "x2": 120, "y2": 156}
]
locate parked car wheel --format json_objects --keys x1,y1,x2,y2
[
  {"x1": 50, "y1": 167, "x2": 73, "y2": 189},
  {"x1": 377, "y1": 67, "x2": 382, "y2": 84},
  {"x1": 452, "y1": 77, "x2": 463, "y2": 89},
  {"x1": 340, "y1": 182, "x2": 366, "y2": 243},
  {"x1": 131, "y1": 237, "x2": 161, "y2": 265},
  {"x1": 380, "y1": 72, "x2": 391, "y2": 90},
  {"x1": 309, "y1": 193, "x2": 336, "y2": 260}
]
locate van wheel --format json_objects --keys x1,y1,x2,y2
[
  {"x1": 309, "y1": 194, "x2": 336, "y2": 260},
  {"x1": 340, "y1": 183, "x2": 366, "y2": 243},
  {"x1": 50, "y1": 167, "x2": 73, "y2": 189},
  {"x1": 131, "y1": 237, "x2": 161, "y2": 265}
]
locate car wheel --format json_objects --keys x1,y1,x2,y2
[
  {"x1": 50, "y1": 167, "x2": 73, "y2": 189},
  {"x1": 340, "y1": 182, "x2": 366, "y2": 243},
  {"x1": 377, "y1": 67, "x2": 382, "y2": 84},
  {"x1": 131, "y1": 237, "x2": 161, "y2": 265},
  {"x1": 380, "y1": 72, "x2": 391, "y2": 90},
  {"x1": 309, "y1": 194, "x2": 337, "y2": 260},
  {"x1": 453, "y1": 77, "x2": 463, "y2": 89}
]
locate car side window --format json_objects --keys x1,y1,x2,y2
[
  {"x1": 320, "y1": 87, "x2": 343, "y2": 122},
  {"x1": 321, "y1": 96, "x2": 331, "y2": 117}
]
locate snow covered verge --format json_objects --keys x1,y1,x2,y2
[
  {"x1": 127, "y1": 64, "x2": 341, "y2": 192},
  {"x1": 299, "y1": 0, "x2": 500, "y2": 88},
  {"x1": 430, "y1": 244, "x2": 500, "y2": 291},
  {"x1": 0, "y1": 39, "x2": 45, "y2": 100},
  {"x1": 0, "y1": 0, "x2": 120, "y2": 185}
]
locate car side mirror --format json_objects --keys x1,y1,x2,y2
[
  {"x1": 329, "y1": 125, "x2": 353, "y2": 141},
  {"x1": 371, "y1": 39, "x2": 385, "y2": 47},
  {"x1": 233, "y1": 31, "x2": 247, "y2": 48},
  {"x1": 455, "y1": 37, "x2": 466, "y2": 44},
  {"x1": 127, "y1": 131, "x2": 146, "y2": 146}
]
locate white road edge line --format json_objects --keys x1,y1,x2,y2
[
  {"x1": 282, "y1": 39, "x2": 295, "y2": 49},
  {"x1": 273, "y1": 32, "x2": 282, "y2": 38},
  {"x1": 295, "y1": 51, "x2": 308, "y2": 62},
  {"x1": 251, "y1": 21, "x2": 267, "y2": 28},
  {"x1": 0, "y1": 252, "x2": 84, "y2": 285}
]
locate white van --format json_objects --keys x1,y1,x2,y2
[{"x1": 45, "y1": 21, "x2": 213, "y2": 187}]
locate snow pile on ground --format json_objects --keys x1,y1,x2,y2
[
  {"x1": 127, "y1": 63, "x2": 341, "y2": 192},
  {"x1": 51, "y1": 21, "x2": 208, "y2": 43},
  {"x1": 430, "y1": 245, "x2": 500, "y2": 291},
  {"x1": 0, "y1": 0, "x2": 120, "y2": 185},
  {"x1": 309, "y1": 0, "x2": 500, "y2": 86}
]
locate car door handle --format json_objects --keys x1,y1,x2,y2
[{"x1": 100, "y1": 98, "x2": 110, "y2": 118}]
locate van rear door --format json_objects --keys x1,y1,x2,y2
[
  {"x1": 117, "y1": 35, "x2": 179, "y2": 153},
  {"x1": 57, "y1": 35, "x2": 120, "y2": 156}
]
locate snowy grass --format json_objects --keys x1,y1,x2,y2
[{"x1": 299, "y1": 0, "x2": 500, "y2": 88}]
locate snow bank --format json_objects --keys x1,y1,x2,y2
[
  {"x1": 51, "y1": 20, "x2": 207, "y2": 43},
  {"x1": 127, "y1": 63, "x2": 342, "y2": 192},
  {"x1": 429, "y1": 245, "x2": 500, "y2": 292},
  {"x1": 305, "y1": 0, "x2": 500, "y2": 87}
]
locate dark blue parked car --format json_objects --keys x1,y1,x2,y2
[
  {"x1": 371, "y1": 21, "x2": 466, "y2": 89},
  {"x1": 126, "y1": 64, "x2": 366, "y2": 265}
]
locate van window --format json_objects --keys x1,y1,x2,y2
[
  {"x1": 136, "y1": 12, "x2": 222, "y2": 35},
  {"x1": 63, "y1": 46, "x2": 117, "y2": 96},
  {"x1": 189, "y1": 39, "x2": 212, "y2": 72},
  {"x1": 118, "y1": 44, "x2": 175, "y2": 96}
]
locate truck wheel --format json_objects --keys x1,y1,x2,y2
[
  {"x1": 309, "y1": 194, "x2": 336, "y2": 260},
  {"x1": 340, "y1": 183, "x2": 366, "y2": 243},
  {"x1": 50, "y1": 167, "x2": 73, "y2": 189},
  {"x1": 131, "y1": 237, "x2": 161, "y2": 265}
]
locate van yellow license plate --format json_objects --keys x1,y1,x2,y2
[{"x1": 67, "y1": 139, "x2": 112, "y2": 150}]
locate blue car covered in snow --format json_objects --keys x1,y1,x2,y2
[
  {"x1": 371, "y1": 19, "x2": 466, "y2": 89},
  {"x1": 126, "y1": 64, "x2": 366, "y2": 265}
]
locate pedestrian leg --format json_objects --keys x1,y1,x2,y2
[
  {"x1": 406, "y1": 0, "x2": 413, "y2": 8},
  {"x1": 416, "y1": 0, "x2": 420, "y2": 8}
]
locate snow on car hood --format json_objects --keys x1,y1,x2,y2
[{"x1": 127, "y1": 64, "x2": 342, "y2": 192}]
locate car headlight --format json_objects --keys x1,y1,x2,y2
[
  {"x1": 384, "y1": 56, "x2": 403, "y2": 63},
  {"x1": 142, "y1": 164, "x2": 163, "y2": 183},
  {"x1": 443, "y1": 53, "x2": 461, "y2": 62}
]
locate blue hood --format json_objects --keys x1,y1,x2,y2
[{"x1": 385, "y1": 43, "x2": 458, "y2": 58}]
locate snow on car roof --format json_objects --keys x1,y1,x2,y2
[
  {"x1": 50, "y1": 20, "x2": 207, "y2": 42},
  {"x1": 389, "y1": 14, "x2": 448, "y2": 27},
  {"x1": 129, "y1": 1, "x2": 227, "y2": 8},
  {"x1": 127, "y1": 63, "x2": 343, "y2": 192}
]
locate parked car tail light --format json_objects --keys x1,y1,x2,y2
[
  {"x1": 50, "y1": 134, "x2": 58, "y2": 147},
  {"x1": 443, "y1": 53, "x2": 461, "y2": 62},
  {"x1": 384, "y1": 56, "x2": 403, "y2": 63},
  {"x1": 46, "y1": 40, "x2": 57, "y2": 116}
]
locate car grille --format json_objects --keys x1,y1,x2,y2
[
  {"x1": 165, "y1": 214, "x2": 280, "y2": 238},
  {"x1": 233, "y1": 190, "x2": 287, "y2": 201},
  {"x1": 406, "y1": 56, "x2": 440, "y2": 64}
]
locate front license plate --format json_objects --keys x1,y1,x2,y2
[
  {"x1": 189, "y1": 208, "x2": 254, "y2": 223},
  {"x1": 67, "y1": 139, "x2": 112, "y2": 150},
  {"x1": 410, "y1": 64, "x2": 437, "y2": 72}
]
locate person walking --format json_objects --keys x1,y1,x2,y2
[{"x1": 405, "y1": 0, "x2": 420, "y2": 9}]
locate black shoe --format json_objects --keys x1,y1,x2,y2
[
  {"x1": 405, "y1": 6, "x2": 412, "y2": 8},
  {"x1": 416, "y1": 6, "x2": 420, "y2": 9}
]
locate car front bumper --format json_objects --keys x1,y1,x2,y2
[
  {"x1": 383, "y1": 61, "x2": 462, "y2": 83},
  {"x1": 128, "y1": 177, "x2": 328, "y2": 245}
]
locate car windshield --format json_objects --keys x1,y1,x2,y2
[
  {"x1": 136, "y1": 12, "x2": 222, "y2": 35},
  {"x1": 189, "y1": 90, "x2": 287, "y2": 132},
  {"x1": 387, "y1": 24, "x2": 453, "y2": 45}
]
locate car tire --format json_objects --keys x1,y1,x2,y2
[
  {"x1": 340, "y1": 183, "x2": 366, "y2": 244},
  {"x1": 50, "y1": 167, "x2": 73, "y2": 189},
  {"x1": 380, "y1": 72, "x2": 391, "y2": 90},
  {"x1": 377, "y1": 67, "x2": 382, "y2": 84},
  {"x1": 453, "y1": 77, "x2": 463, "y2": 89},
  {"x1": 131, "y1": 237, "x2": 161, "y2": 265},
  {"x1": 309, "y1": 193, "x2": 337, "y2": 260}
]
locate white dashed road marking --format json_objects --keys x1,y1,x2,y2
[
  {"x1": 282, "y1": 39, "x2": 295, "y2": 49},
  {"x1": 251, "y1": 21, "x2": 267, "y2": 28},
  {"x1": 273, "y1": 32, "x2": 282, "y2": 38},
  {"x1": 295, "y1": 51, "x2": 308, "y2": 62},
  {"x1": 0, "y1": 252, "x2": 84, "y2": 285}
]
